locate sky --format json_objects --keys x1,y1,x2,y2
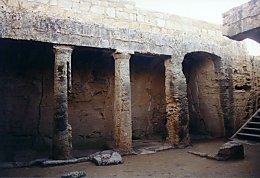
[{"x1": 132, "y1": 0, "x2": 260, "y2": 56}]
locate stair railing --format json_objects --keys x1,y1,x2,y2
[{"x1": 231, "y1": 108, "x2": 260, "y2": 139}]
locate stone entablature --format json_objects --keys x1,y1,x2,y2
[
  {"x1": 0, "y1": 0, "x2": 221, "y2": 36},
  {"x1": 223, "y1": 0, "x2": 260, "y2": 42}
]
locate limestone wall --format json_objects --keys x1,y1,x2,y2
[
  {"x1": 223, "y1": 0, "x2": 260, "y2": 42},
  {"x1": 131, "y1": 55, "x2": 166, "y2": 140},
  {"x1": 0, "y1": 0, "x2": 259, "y2": 159},
  {"x1": 0, "y1": 0, "x2": 221, "y2": 36}
]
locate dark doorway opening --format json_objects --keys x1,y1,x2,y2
[
  {"x1": 70, "y1": 47, "x2": 115, "y2": 156},
  {"x1": 182, "y1": 52, "x2": 224, "y2": 140},
  {"x1": 130, "y1": 54, "x2": 167, "y2": 152},
  {"x1": 0, "y1": 39, "x2": 54, "y2": 162}
]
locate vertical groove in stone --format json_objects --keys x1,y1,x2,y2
[
  {"x1": 112, "y1": 52, "x2": 132, "y2": 153},
  {"x1": 67, "y1": 60, "x2": 72, "y2": 94},
  {"x1": 52, "y1": 44, "x2": 73, "y2": 160}
]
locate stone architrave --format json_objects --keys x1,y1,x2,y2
[
  {"x1": 52, "y1": 45, "x2": 74, "y2": 160},
  {"x1": 164, "y1": 58, "x2": 181, "y2": 145},
  {"x1": 112, "y1": 52, "x2": 132, "y2": 153}
]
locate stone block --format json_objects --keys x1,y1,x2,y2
[
  {"x1": 116, "y1": 11, "x2": 129, "y2": 20},
  {"x1": 90, "y1": 5, "x2": 104, "y2": 15},
  {"x1": 89, "y1": 150, "x2": 123, "y2": 166},
  {"x1": 156, "y1": 18, "x2": 165, "y2": 27},
  {"x1": 36, "y1": 0, "x2": 49, "y2": 4},
  {"x1": 58, "y1": 0, "x2": 72, "y2": 10},
  {"x1": 105, "y1": 7, "x2": 115, "y2": 18},
  {"x1": 217, "y1": 141, "x2": 244, "y2": 160},
  {"x1": 61, "y1": 171, "x2": 87, "y2": 178},
  {"x1": 49, "y1": 0, "x2": 58, "y2": 6},
  {"x1": 7, "y1": 0, "x2": 20, "y2": 8},
  {"x1": 79, "y1": 2, "x2": 90, "y2": 12},
  {"x1": 72, "y1": 2, "x2": 80, "y2": 11}
]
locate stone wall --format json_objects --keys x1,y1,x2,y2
[
  {"x1": 69, "y1": 48, "x2": 115, "y2": 149},
  {"x1": 223, "y1": 0, "x2": 260, "y2": 42},
  {"x1": 183, "y1": 52, "x2": 224, "y2": 138},
  {"x1": 0, "y1": 39, "x2": 54, "y2": 161},
  {"x1": 131, "y1": 55, "x2": 166, "y2": 140},
  {"x1": 0, "y1": 0, "x2": 221, "y2": 36},
  {"x1": 0, "y1": 0, "x2": 259, "y2": 160}
]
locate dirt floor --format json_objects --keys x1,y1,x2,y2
[{"x1": 1, "y1": 139, "x2": 260, "y2": 178}]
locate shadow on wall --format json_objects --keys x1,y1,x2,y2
[
  {"x1": 0, "y1": 39, "x2": 54, "y2": 162},
  {"x1": 182, "y1": 52, "x2": 225, "y2": 140},
  {"x1": 130, "y1": 55, "x2": 167, "y2": 141},
  {"x1": 70, "y1": 47, "x2": 115, "y2": 150}
]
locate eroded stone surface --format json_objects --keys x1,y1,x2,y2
[
  {"x1": 53, "y1": 45, "x2": 74, "y2": 160},
  {"x1": 188, "y1": 141, "x2": 244, "y2": 161},
  {"x1": 183, "y1": 52, "x2": 224, "y2": 138},
  {"x1": 61, "y1": 171, "x2": 87, "y2": 178},
  {"x1": 89, "y1": 150, "x2": 123, "y2": 166},
  {"x1": 217, "y1": 141, "x2": 244, "y2": 160},
  {"x1": 223, "y1": 0, "x2": 260, "y2": 42},
  {"x1": 0, "y1": 0, "x2": 259, "y2": 162},
  {"x1": 113, "y1": 52, "x2": 132, "y2": 153}
]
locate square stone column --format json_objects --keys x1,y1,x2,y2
[
  {"x1": 164, "y1": 58, "x2": 180, "y2": 145},
  {"x1": 164, "y1": 56, "x2": 190, "y2": 146},
  {"x1": 112, "y1": 52, "x2": 132, "y2": 153},
  {"x1": 52, "y1": 45, "x2": 73, "y2": 160}
]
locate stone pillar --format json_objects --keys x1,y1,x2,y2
[
  {"x1": 164, "y1": 56, "x2": 190, "y2": 146},
  {"x1": 52, "y1": 45, "x2": 73, "y2": 160},
  {"x1": 164, "y1": 58, "x2": 180, "y2": 145},
  {"x1": 112, "y1": 52, "x2": 132, "y2": 153}
]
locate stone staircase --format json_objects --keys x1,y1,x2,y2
[{"x1": 231, "y1": 108, "x2": 260, "y2": 143}]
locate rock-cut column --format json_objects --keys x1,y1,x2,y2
[
  {"x1": 164, "y1": 56, "x2": 190, "y2": 146},
  {"x1": 52, "y1": 45, "x2": 73, "y2": 160},
  {"x1": 112, "y1": 52, "x2": 132, "y2": 153},
  {"x1": 164, "y1": 58, "x2": 180, "y2": 145}
]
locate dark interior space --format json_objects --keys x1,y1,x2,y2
[
  {"x1": 70, "y1": 47, "x2": 115, "y2": 152},
  {"x1": 182, "y1": 52, "x2": 224, "y2": 140},
  {"x1": 130, "y1": 54, "x2": 166, "y2": 142},
  {"x1": 0, "y1": 39, "x2": 54, "y2": 162}
]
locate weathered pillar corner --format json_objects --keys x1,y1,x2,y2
[
  {"x1": 112, "y1": 51, "x2": 133, "y2": 154},
  {"x1": 164, "y1": 57, "x2": 190, "y2": 146},
  {"x1": 52, "y1": 44, "x2": 74, "y2": 160}
]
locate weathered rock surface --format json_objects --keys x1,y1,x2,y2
[
  {"x1": 0, "y1": 0, "x2": 259, "y2": 162},
  {"x1": 89, "y1": 150, "x2": 123, "y2": 166},
  {"x1": 223, "y1": 0, "x2": 260, "y2": 42},
  {"x1": 61, "y1": 171, "x2": 87, "y2": 178},
  {"x1": 217, "y1": 141, "x2": 244, "y2": 160},
  {"x1": 42, "y1": 157, "x2": 89, "y2": 167},
  {"x1": 188, "y1": 141, "x2": 244, "y2": 161}
]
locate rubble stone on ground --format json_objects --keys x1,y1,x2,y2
[{"x1": 89, "y1": 150, "x2": 123, "y2": 166}]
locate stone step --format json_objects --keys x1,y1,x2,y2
[
  {"x1": 237, "y1": 133, "x2": 260, "y2": 138},
  {"x1": 248, "y1": 122, "x2": 260, "y2": 125},
  {"x1": 253, "y1": 115, "x2": 260, "y2": 119},
  {"x1": 243, "y1": 127, "x2": 260, "y2": 132}
]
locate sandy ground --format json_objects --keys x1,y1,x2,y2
[{"x1": 1, "y1": 139, "x2": 260, "y2": 178}]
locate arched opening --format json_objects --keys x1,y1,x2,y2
[{"x1": 182, "y1": 52, "x2": 224, "y2": 140}]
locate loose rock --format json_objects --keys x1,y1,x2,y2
[
  {"x1": 89, "y1": 150, "x2": 123, "y2": 166},
  {"x1": 217, "y1": 141, "x2": 244, "y2": 160},
  {"x1": 188, "y1": 141, "x2": 244, "y2": 161},
  {"x1": 61, "y1": 171, "x2": 87, "y2": 178}
]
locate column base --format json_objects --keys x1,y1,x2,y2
[{"x1": 52, "y1": 125, "x2": 72, "y2": 160}]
